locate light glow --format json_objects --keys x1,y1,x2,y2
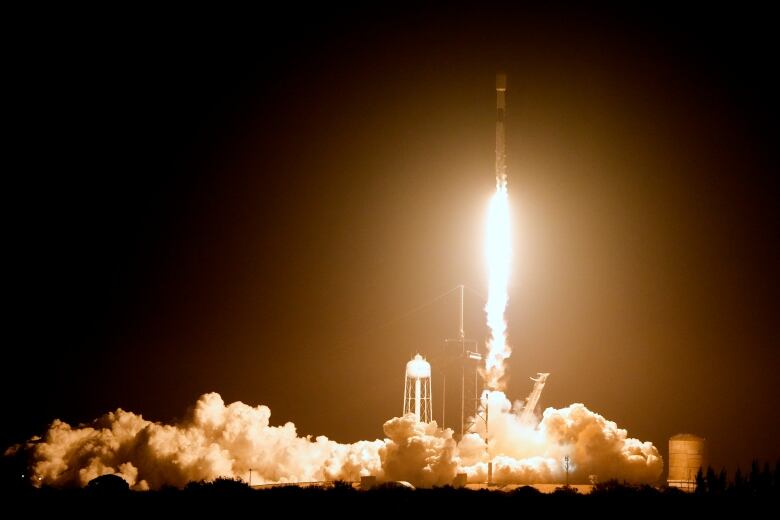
[{"x1": 484, "y1": 181, "x2": 512, "y2": 389}]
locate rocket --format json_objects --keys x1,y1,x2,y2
[{"x1": 495, "y1": 72, "x2": 507, "y2": 188}]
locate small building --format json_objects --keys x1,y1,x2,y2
[{"x1": 360, "y1": 475, "x2": 377, "y2": 490}]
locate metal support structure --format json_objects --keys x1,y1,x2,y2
[
  {"x1": 485, "y1": 399, "x2": 491, "y2": 485},
  {"x1": 519, "y1": 372, "x2": 550, "y2": 424},
  {"x1": 441, "y1": 368, "x2": 445, "y2": 427},
  {"x1": 459, "y1": 283, "x2": 464, "y2": 340},
  {"x1": 443, "y1": 285, "x2": 483, "y2": 438}
]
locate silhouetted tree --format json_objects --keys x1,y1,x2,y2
[
  {"x1": 184, "y1": 480, "x2": 208, "y2": 492},
  {"x1": 705, "y1": 466, "x2": 717, "y2": 495},
  {"x1": 731, "y1": 466, "x2": 745, "y2": 495},
  {"x1": 592, "y1": 479, "x2": 629, "y2": 496},
  {"x1": 774, "y1": 460, "x2": 780, "y2": 492},
  {"x1": 749, "y1": 459, "x2": 761, "y2": 494},
  {"x1": 661, "y1": 485, "x2": 686, "y2": 497},
  {"x1": 3, "y1": 476, "x2": 777, "y2": 515},
  {"x1": 332, "y1": 480, "x2": 355, "y2": 493},
  {"x1": 210, "y1": 476, "x2": 251, "y2": 493},
  {"x1": 182, "y1": 477, "x2": 251, "y2": 496},
  {"x1": 761, "y1": 461, "x2": 773, "y2": 495},
  {"x1": 695, "y1": 467, "x2": 707, "y2": 495},
  {"x1": 86, "y1": 474, "x2": 130, "y2": 494},
  {"x1": 552, "y1": 485, "x2": 580, "y2": 497},
  {"x1": 513, "y1": 485, "x2": 542, "y2": 497},
  {"x1": 714, "y1": 467, "x2": 727, "y2": 495}
]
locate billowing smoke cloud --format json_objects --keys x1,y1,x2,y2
[
  {"x1": 379, "y1": 415, "x2": 458, "y2": 487},
  {"x1": 15, "y1": 393, "x2": 382, "y2": 490},
  {"x1": 463, "y1": 391, "x2": 663, "y2": 484},
  {"x1": 9, "y1": 391, "x2": 661, "y2": 489}
]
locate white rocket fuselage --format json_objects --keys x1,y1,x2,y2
[{"x1": 496, "y1": 73, "x2": 507, "y2": 188}]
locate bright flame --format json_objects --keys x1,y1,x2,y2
[{"x1": 484, "y1": 181, "x2": 512, "y2": 390}]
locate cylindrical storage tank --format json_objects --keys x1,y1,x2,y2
[
  {"x1": 668, "y1": 434, "x2": 706, "y2": 492},
  {"x1": 406, "y1": 355, "x2": 431, "y2": 378}
]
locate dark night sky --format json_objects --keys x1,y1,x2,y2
[{"x1": 6, "y1": 5, "x2": 778, "y2": 474}]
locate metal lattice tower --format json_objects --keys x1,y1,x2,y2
[{"x1": 441, "y1": 285, "x2": 483, "y2": 438}]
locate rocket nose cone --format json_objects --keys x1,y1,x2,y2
[{"x1": 496, "y1": 73, "x2": 507, "y2": 91}]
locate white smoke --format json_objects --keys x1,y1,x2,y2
[
  {"x1": 379, "y1": 415, "x2": 458, "y2": 487},
  {"x1": 19, "y1": 393, "x2": 382, "y2": 490},
  {"x1": 463, "y1": 391, "x2": 663, "y2": 484},
  {"x1": 11, "y1": 391, "x2": 661, "y2": 489}
]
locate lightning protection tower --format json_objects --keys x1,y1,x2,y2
[
  {"x1": 442, "y1": 285, "x2": 483, "y2": 438},
  {"x1": 403, "y1": 354, "x2": 433, "y2": 422}
]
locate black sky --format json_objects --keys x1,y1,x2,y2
[{"x1": 6, "y1": 5, "x2": 778, "y2": 474}]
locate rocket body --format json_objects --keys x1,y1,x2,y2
[{"x1": 495, "y1": 73, "x2": 507, "y2": 188}]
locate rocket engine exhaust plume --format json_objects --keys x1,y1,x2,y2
[{"x1": 484, "y1": 182, "x2": 511, "y2": 390}]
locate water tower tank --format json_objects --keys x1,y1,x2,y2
[{"x1": 668, "y1": 433, "x2": 706, "y2": 492}]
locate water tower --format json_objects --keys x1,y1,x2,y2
[
  {"x1": 668, "y1": 433, "x2": 706, "y2": 492},
  {"x1": 403, "y1": 354, "x2": 433, "y2": 422}
]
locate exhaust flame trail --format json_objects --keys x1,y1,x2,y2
[{"x1": 484, "y1": 180, "x2": 511, "y2": 389}]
